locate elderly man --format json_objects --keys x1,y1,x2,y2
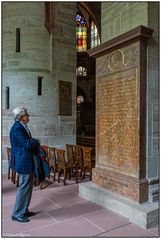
[{"x1": 10, "y1": 107, "x2": 40, "y2": 222}]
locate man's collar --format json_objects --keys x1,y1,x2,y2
[{"x1": 19, "y1": 121, "x2": 27, "y2": 128}]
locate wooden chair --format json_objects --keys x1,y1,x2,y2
[
  {"x1": 66, "y1": 144, "x2": 83, "y2": 178},
  {"x1": 66, "y1": 144, "x2": 75, "y2": 176},
  {"x1": 6, "y1": 147, "x2": 19, "y2": 187},
  {"x1": 82, "y1": 146, "x2": 94, "y2": 180},
  {"x1": 43, "y1": 145, "x2": 49, "y2": 161},
  {"x1": 74, "y1": 145, "x2": 83, "y2": 174},
  {"x1": 56, "y1": 149, "x2": 79, "y2": 185},
  {"x1": 66, "y1": 144, "x2": 75, "y2": 164},
  {"x1": 6, "y1": 147, "x2": 11, "y2": 180},
  {"x1": 47, "y1": 147, "x2": 57, "y2": 181}
]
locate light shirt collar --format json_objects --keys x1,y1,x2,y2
[
  {"x1": 19, "y1": 121, "x2": 32, "y2": 138},
  {"x1": 20, "y1": 121, "x2": 28, "y2": 128}
]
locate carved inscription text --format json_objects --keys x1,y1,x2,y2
[{"x1": 97, "y1": 68, "x2": 139, "y2": 176}]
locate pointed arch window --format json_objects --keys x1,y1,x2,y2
[
  {"x1": 76, "y1": 14, "x2": 87, "y2": 52},
  {"x1": 91, "y1": 21, "x2": 100, "y2": 48}
]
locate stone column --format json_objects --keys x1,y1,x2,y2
[{"x1": 88, "y1": 26, "x2": 153, "y2": 203}]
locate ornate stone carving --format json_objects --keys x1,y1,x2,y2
[{"x1": 96, "y1": 42, "x2": 139, "y2": 77}]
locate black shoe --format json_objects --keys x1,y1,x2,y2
[
  {"x1": 12, "y1": 215, "x2": 30, "y2": 223},
  {"x1": 25, "y1": 211, "x2": 36, "y2": 217}
]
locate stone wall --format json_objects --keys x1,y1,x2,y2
[
  {"x1": 51, "y1": 2, "x2": 76, "y2": 145},
  {"x1": 2, "y1": 2, "x2": 76, "y2": 164},
  {"x1": 102, "y1": 2, "x2": 148, "y2": 42},
  {"x1": 146, "y1": 2, "x2": 159, "y2": 202},
  {"x1": 146, "y1": 3, "x2": 159, "y2": 179}
]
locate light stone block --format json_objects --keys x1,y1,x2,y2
[
  {"x1": 149, "y1": 183, "x2": 159, "y2": 202},
  {"x1": 147, "y1": 137, "x2": 153, "y2": 157},
  {"x1": 121, "y1": 3, "x2": 148, "y2": 33},
  {"x1": 147, "y1": 103, "x2": 153, "y2": 137},
  {"x1": 102, "y1": 2, "x2": 128, "y2": 25},
  {"x1": 147, "y1": 156, "x2": 159, "y2": 178},
  {"x1": 102, "y1": 2, "x2": 148, "y2": 42},
  {"x1": 57, "y1": 71, "x2": 76, "y2": 82},
  {"x1": 79, "y1": 182, "x2": 159, "y2": 229}
]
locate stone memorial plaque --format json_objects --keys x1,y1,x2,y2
[
  {"x1": 59, "y1": 80, "x2": 72, "y2": 115},
  {"x1": 87, "y1": 26, "x2": 153, "y2": 203},
  {"x1": 97, "y1": 68, "x2": 139, "y2": 176}
]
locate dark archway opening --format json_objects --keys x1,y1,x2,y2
[{"x1": 76, "y1": 2, "x2": 101, "y2": 148}]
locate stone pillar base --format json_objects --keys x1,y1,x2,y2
[
  {"x1": 79, "y1": 181, "x2": 159, "y2": 229},
  {"x1": 92, "y1": 167, "x2": 148, "y2": 203}
]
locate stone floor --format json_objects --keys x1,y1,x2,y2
[{"x1": 2, "y1": 174, "x2": 159, "y2": 238}]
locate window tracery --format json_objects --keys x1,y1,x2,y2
[
  {"x1": 91, "y1": 21, "x2": 100, "y2": 48},
  {"x1": 76, "y1": 66, "x2": 87, "y2": 77}
]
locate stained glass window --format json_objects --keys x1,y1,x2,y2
[
  {"x1": 76, "y1": 14, "x2": 87, "y2": 52},
  {"x1": 76, "y1": 66, "x2": 87, "y2": 77},
  {"x1": 91, "y1": 21, "x2": 100, "y2": 48}
]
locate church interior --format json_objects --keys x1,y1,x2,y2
[{"x1": 2, "y1": 1, "x2": 159, "y2": 236}]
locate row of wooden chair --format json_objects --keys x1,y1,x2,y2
[
  {"x1": 66, "y1": 144, "x2": 95, "y2": 180},
  {"x1": 6, "y1": 144, "x2": 95, "y2": 187},
  {"x1": 48, "y1": 146, "x2": 79, "y2": 186},
  {"x1": 47, "y1": 144, "x2": 95, "y2": 185}
]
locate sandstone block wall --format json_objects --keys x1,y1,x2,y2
[
  {"x1": 102, "y1": 2, "x2": 148, "y2": 42},
  {"x1": 2, "y1": 2, "x2": 76, "y2": 163}
]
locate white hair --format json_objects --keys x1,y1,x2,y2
[{"x1": 12, "y1": 107, "x2": 28, "y2": 121}]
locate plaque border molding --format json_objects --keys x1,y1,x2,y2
[{"x1": 88, "y1": 25, "x2": 153, "y2": 58}]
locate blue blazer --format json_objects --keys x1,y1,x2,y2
[{"x1": 10, "y1": 121, "x2": 40, "y2": 174}]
